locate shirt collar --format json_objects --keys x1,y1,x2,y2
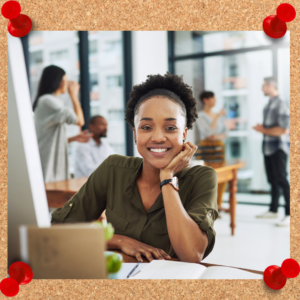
[
  {"x1": 126, "y1": 158, "x2": 189, "y2": 189},
  {"x1": 269, "y1": 95, "x2": 279, "y2": 102},
  {"x1": 90, "y1": 138, "x2": 101, "y2": 147},
  {"x1": 124, "y1": 157, "x2": 190, "y2": 214}
]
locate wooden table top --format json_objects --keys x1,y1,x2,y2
[
  {"x1": 213, "y1": 162, "x2": 243, "y2": 173},
  {"x1": 45, "y1": 177, "x2": 88, "y2": 193},
  {"x1": 114, "y1": 250, "x2": 263, "y2": 275},
  {"x1": 45, "y1": 162, "x2": 244, "y2": 194}
]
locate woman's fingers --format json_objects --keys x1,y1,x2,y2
[
  {"x1": 151, "y1": 249, "x2": 165, "y2": 260},
  {"x1": 183, "y1": 142, "x2": 193, "y2": 155},
  {"x1": 184, "y1": 142, "x2": 197, "y2": 165},
  {"x1": 134, "y1": 248, "x2": 170, "y2": 263},
  {"x1": 141, "y1": 249, "x2": 154, "y2": 262},
  {"x1": 135, "y1": 252, "x2": 143, "y2": 263},
  {"x1": 186, "y1": 141, "x2": 196, "y2": 150},
  {"x1": 159, "y1": 249, "x2": 171, "y2": 260},
  {"x1": 186, "y1": 141, "x2": 197, "y2": 154}
]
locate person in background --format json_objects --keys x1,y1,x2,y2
[
  {"x1": 253, "y1": 77, "x2": 290, "y2": 227},
  {"x1": 196, "y1": 91, "x2": 227, "y2": 141},
  {"x1": 196, "y1": 91, "x2": 227, "y2": 213},
  {"x1": 74, "y1": 115, "x2": 116, "y2": 178},
  {"x1": 33, "y1": 65, "x2": 93, "y2": 183}
]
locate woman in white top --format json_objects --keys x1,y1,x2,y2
[
  {"x1": 33, "y1": 65, "x2": 92, "y2": 183},
  {"x1": 196, "y1": 91, "x2": 227, "y2": 141},
  {"x1": 196, "y1": 91, "x2": 227, "y2": 212}
]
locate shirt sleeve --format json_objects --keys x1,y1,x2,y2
[
  {"x1": 51, "y1": 155, "x2": 110, "y2": 224},
  {"x1": 75, "y1": 144, "x2": 98, "y2": 178},
  {"x1": 278, "y1": 101, "x2": 290, "y2": 129},
  {"x1": 196, "y1": 115, "x2": 213, "y2": 140},
  {"x1": 42, "y1": 96, "x2": 78, "y2": 125},
  {"x1": 184, "y1": 166, "x2": 218, "y2": 259}
]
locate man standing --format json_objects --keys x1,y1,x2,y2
[
  {"x1": 74, "y1": 115, "x2": 116, "y2": 178},
  {"x1": 253, "y1": 77, "x2": 290, "y2": 226}
]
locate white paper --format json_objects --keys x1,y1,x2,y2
[
  {"x1": 198, "y1": 266, "x2": 263, "y2": 279},
  {"x1": 130, "y1": 260, "x2": 206, "y2": 279},
  {"x1": 128, "y1": 260, "x2": 263, "y2": 280}
]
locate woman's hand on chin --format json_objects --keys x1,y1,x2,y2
[
  {"x1": 118, "y1": 235, "x2": 171, "y2": 262},
  {"x1": 160, "y1": 141, "x2": 198, "y2": 180}
]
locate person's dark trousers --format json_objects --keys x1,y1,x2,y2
[{"x1": 264, "y1": 150, "x2": 290, "y2": 215}]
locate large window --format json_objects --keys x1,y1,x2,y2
[
  {"x1": 28, "y1": 31, "x2": 80, "y2": 103},
  {"x1": 28, "y1": 31, "x2": 128, "y2": 176},
  {"x1": 171, "y1": 31, "x2": 290, "y2": 192},
  {"x1": 88, "y1": 31, "x2": 125, "y2": 155}
]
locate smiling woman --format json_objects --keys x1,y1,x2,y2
[{"x1": 51, "y1": 73, "x2": 218, "y2": 263}]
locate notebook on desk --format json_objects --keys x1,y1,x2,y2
[{"x1": 130, "y1": 260, "x2": 263, "y2": 279}]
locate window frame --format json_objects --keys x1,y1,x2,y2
[
  {"x1": 23, "y1": 31, "x2": 134, "y2": 156},
  {"x1": 168, "y1": 31, "x2": 289, "y2": 81}
]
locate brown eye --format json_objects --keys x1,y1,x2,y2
[{"x1": 166, "y1": 126, "x2": 176, "y2": 131}]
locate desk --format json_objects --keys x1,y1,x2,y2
[
  {"x1": 114, "y1": 250, "x2": 263, "y2": 276},
  {"x1": 213, "y1": 163, "x2": 243, "y2": 235},
  {"x1": 45, "y1": 163, "x2": 243, "y2": 235},
  {"x1": 45, "y1": 178, "x2": 87, "y2": 208}
]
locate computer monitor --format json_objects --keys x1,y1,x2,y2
[{"x1": 8, "y1": 35, "x2": 51, "y2": 268}]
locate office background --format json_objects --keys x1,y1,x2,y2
[
  {"x1": 21, "y1": 30, "x2": 290, "y2": 194},
  {"x1": 18, "y1": 30, "x2": 290, "y2": 271}
]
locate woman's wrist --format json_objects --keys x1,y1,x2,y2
[
  {"x1": 160, "y1": 170, "x2": 174, "y2": 181},
  {"x1": 69, "y1": 93, "x2": 79, "y2": 103}
]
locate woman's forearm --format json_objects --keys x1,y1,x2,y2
[
  {"x1": 70, "y1": 94, "x2": 85, "y2": 127},
  {"x1": 106, "y1": 234, "x2": 124, "y2": 250},
  {"x1": 67, "y1": 136, "x2": 76, "y2": 143},
  {"x1": 161, "y1": 183, "x2": 208, "y2": 263}
]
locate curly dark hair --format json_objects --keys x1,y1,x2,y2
[{"x1": 125, "y1": 73, "x2": 198, "y2": 129}]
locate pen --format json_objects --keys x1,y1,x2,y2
[{"x1": 126, "y1": 260, "x2": 142, "y2": 278}]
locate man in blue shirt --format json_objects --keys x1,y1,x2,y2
[{"x1": 253, "y1": 77, "x2": 290, "y2": 227}]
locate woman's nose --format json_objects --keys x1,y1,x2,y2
[{"x1": 151, "y1": 129, "x2": 166, "y2": 142}]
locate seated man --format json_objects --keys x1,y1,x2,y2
[{"x1": 74, "y1": 115, "x2": 116, "y2": 178}]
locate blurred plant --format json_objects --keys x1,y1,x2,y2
[{"x1": 92, "y1": 221, "x2": 122, "y2": 274}]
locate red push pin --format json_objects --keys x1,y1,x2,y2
[
  {"x1": 9, "y1": 262, "x2": 33, "y2": 285},
  {"x1": 263, "y1": 3, "x2": 296, "y2": 39},
  {"x1": 0, "y1": 262, "x2": 33, "y2": 297},
  {"x1": 1, "y1": 1, "x2": 32, "y2": 37},
  {"x1": 0, "y1": 278, "x2": 19, "y2": 297},
  {"x1": 264, "y1": 258, "x2": 300, "y2": 290}
]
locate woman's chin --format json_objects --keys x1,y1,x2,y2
[{"x1": 149, "y1": 160, "x2": 171, "y2": 171}]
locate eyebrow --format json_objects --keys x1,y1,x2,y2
[{"x1": 140, "y1": 118, "x2": 177, "y2": 121}]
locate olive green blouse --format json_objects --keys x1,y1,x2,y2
[{"x1": 51, "y1": 154, "x2": 218, "y2": 259}]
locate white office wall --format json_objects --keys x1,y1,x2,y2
[{"x1": 131, "y1": 31, "x2": 168, "y2": 157}]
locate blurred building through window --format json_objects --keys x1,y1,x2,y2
[
  {"x1": 28, "y1": 31, "x2": 126, "y2": 176},
  {"x1": 173, "y1": 31, "x2": 290, "y2": 193},
  {"x1": 88, "y1": 31, "x2": 125, "y2": 156}
]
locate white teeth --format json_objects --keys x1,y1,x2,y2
[{"x1": 150, "y1": 148, "x2": 168, "y2": 153}]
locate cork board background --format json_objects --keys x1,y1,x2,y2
[{"x1": 1, "y1": 0, "x2": 299, "y2": 299}]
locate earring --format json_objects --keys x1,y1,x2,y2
[
  {"x1": 135, "y1": 140, "x2": 137, "y2": 143},
  {"x1": 183, "y1": 140, "x2": 185, "y2": 142}
]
